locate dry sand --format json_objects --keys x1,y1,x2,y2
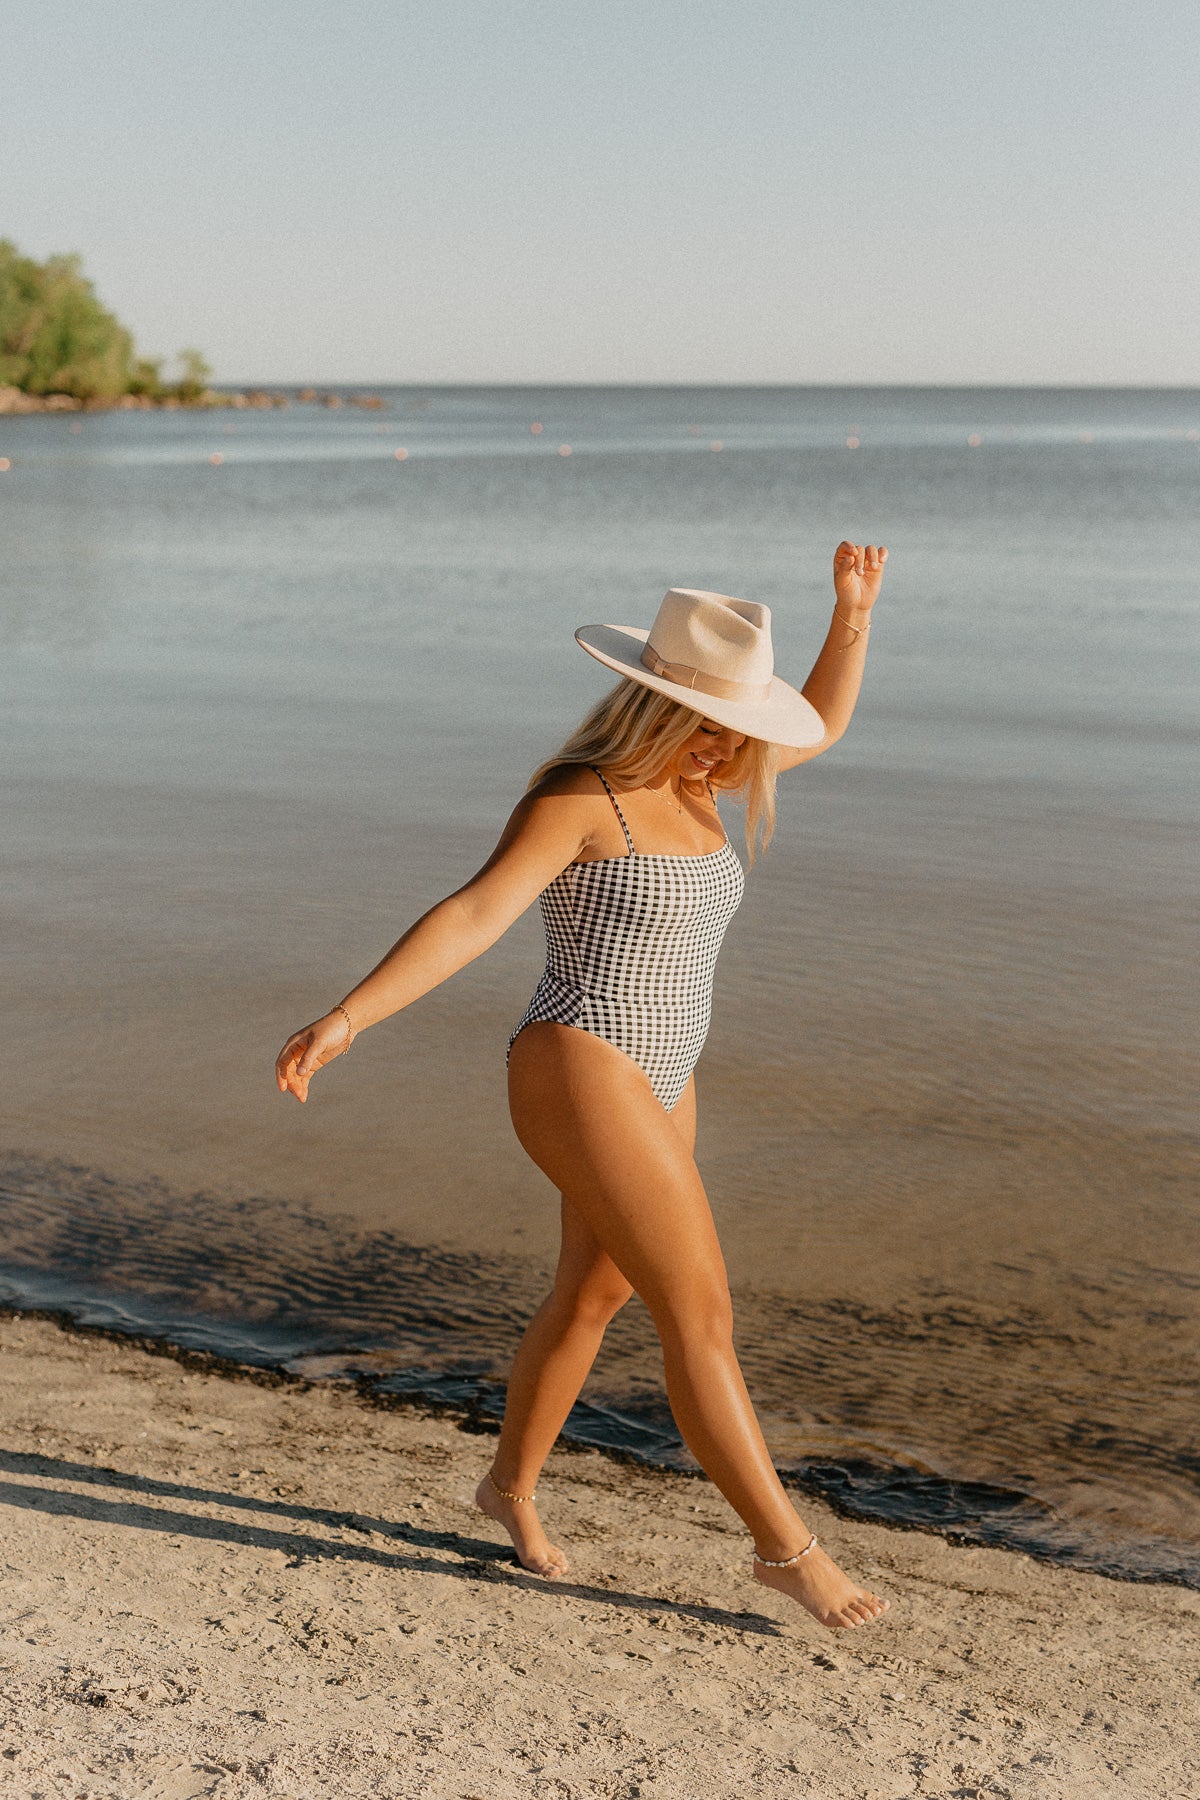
[{"x1": 0, "y1": 1314, "x2": 1196, "y2": 1800}]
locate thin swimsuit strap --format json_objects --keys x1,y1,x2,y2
[{"x1": 589, "y1": 766, "x2": 636, "y2": 856}]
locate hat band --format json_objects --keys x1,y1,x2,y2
[{"x1": 641, "y1": 642, "x2": 773, "y2": 704}]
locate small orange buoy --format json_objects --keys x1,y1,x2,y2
[
  {"x1": 846, "y1": 436, "x2": 860, "y2": 449},
  {"x1": 557, "y1": 444, "x2": 572, "y2": 457},
  {"x1": 709, "y1": 440, "x2": 723, "y2": 452},
  {"x1": 209, "y1": 452, "x2": 224, "y2": 465},
  {"x1": 968, "y1": 434, "x2": 982, "y2": 447},
  {"x1": 1187, "y1": 429, "x2": 1198, "y2": 442},
  {"x1": 530, "y1": 422, "x2": 544, "y2": 435},
  {"x1": 0, "y1": 457, "x2": 11, "y2": 472},
  {"x1": 394, "y1": 448, "x2": 408, "y2": 460}
]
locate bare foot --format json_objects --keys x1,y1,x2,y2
[
  {"x1": 474, "y1": 1475, "x2": 570, "y2": 1579},
  {"x1": 753, "y1": 1542, "x2": 890, "y2": 1630}
]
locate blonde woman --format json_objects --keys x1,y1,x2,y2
[{"x1": 276, "y1": 541, "x2": 889, "y2": 1631}]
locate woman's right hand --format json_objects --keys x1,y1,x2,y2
[{"x1": 275, "y1": 1010, "x2": 353, "y2": 1104}]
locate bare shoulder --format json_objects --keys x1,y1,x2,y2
[
  {"x1": 527, "y1": 762, "x2": 607, "y2": 801},
  {"x1": 508, "y1": 763, "x2": 612, "y2": 863},
  {"x1": 454, "y1": 766, "x2": 605, "y2": 905},
  {"x1": 498, "y1": 763, "x2": 609, "y2": 849}
]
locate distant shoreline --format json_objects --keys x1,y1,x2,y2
[
  {"x1": 0, "y1": 384, "x2": 389, "y2": 417},
  {"x1": 5, "y1": 381, "x2": 1199, "y2": 415}
]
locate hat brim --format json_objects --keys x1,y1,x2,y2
[{"x1": 574, "y1": 624, "x2": 826, "y2": 751}]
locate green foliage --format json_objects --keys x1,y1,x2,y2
[
  {"x1": 127, "y1": 357, "x2": 163, "y2": 398},
  {"x1": 174, "y1": 346, "x2": 213, "y2": 404},
  {"x1": 0, "y1": 240, "x2": 212, "y2": 403}
]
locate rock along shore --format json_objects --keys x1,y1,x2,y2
[{"x1": 0, "y1": 385, "x2": 387, "y2": 416}]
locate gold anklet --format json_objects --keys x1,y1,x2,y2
[
  {"x1": 753, "y1": 1532, "x2": 818, "y2": 1567},
  {"x1": 486, "y1": 1468, "x2": 537, "y2": 1504}
]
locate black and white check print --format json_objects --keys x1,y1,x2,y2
[{"x1": 509, "y1": 769, "x2": 745, "y2": 1111}]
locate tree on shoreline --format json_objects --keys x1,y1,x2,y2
[
  {"x1": 0, "y1": 240, "x2": 209, "y2": 403},
  {"x1": 174, "y1": 347, "x2": 213, "y2": 404}
]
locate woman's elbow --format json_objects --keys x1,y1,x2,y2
[{"x1": 448, "y1": 888, "x2": 522, "y2": 960}]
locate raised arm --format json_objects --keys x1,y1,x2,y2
[
  {"x1": 776, "y1": 540, "x2": 888, "y2": 772},
  {"x1": 274, "y1": 778, "x2": 597, "y2": 1103}
]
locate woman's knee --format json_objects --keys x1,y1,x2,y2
[
  {"x1": 651, "y1": 1278, "x2": 735, "y2": 1352},
  {"x1": 553, "y1": 1267, "x2": 634, "y2": 1330}
]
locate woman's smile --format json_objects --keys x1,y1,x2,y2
[{"x1": 677, "y1": 722, "x2": 745, "y2": 779}]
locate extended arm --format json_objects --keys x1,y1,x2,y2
[
  {"x1": 777, "y1": 540, "x2": 888, "y2": 772},
  {"x1": 274, "y1": 783, "x2": 595, "y2": 1103}
]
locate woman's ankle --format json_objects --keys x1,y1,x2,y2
[{"x1": 482, "y1": 1465, "x2": 540, "y2": 1505}]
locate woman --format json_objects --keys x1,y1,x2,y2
[{"x1": 276, "y1": 541, "x2": 889, "y2": 1631}]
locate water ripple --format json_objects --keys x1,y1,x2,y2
[{"x1": 1, "y1": 1152, "x2": 1196, "y2": 1587}]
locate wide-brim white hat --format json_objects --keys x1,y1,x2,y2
[{"x1": 575, "y1": 587, "x2": 825, "y2": 750}]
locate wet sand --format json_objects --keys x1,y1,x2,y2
[{"x1": 1, "y1": 1314, "x2": 1195, "y2": 1799}]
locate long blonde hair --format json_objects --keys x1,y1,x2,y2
[{"x1": 529, "y1": 678, "x2": 779, "y2": 861}]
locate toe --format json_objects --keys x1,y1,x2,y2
[
  {"x1": 528, "y1": 1548, "x2": 569, "y2": 1578},
  {"x1": 850, "y1": 1594, "x2": 888, "y2": 1623}
]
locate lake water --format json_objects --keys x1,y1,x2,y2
[{"x1": 2, "y1": 386, "x2": 1197, "y2": 1585}]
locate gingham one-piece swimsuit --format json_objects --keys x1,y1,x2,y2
[{"x1": 508, "y1": 768, "x2": 745, "y2": 1111}]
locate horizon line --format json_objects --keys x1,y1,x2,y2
[{"x1": 213, "y1": 378, "x2": 1200, "y2": 393}]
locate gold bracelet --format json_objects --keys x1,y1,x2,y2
[
  {"x1": 334, "y1": 1003, "x2": 356, "y2": 1054},
  {"x1": 833, "y1": 606, "x2": 870, "y2": 643}
]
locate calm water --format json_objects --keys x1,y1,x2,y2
[{"x1": 2, "y1": 387, "x2": 1197, "y2": 1584}]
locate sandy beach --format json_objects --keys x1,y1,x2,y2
[{"x1": 1, "y1": 1314, "x2": 1195, "y2": 1799}]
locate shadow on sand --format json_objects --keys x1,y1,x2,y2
[{"x1": 0, "y1": 1447, "x2": 783, "y2": 1638}]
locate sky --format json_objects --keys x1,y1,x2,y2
[{"x1": 6, "y1": 1, "x2": 1199, "y2": 385}]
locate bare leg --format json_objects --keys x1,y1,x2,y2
[
  {"x1": 476, "y1": 1080, "x2": 698, "y2": 1576},
  {"x1": 505, "y1": 1023, "x2": 888, "y2": 1630},
  {"x1": 475, "y1": 1202, "x2": 631, "y2": 1575}
]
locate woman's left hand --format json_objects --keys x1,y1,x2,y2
[{"x1": 833, "y1": 541, "x2": 888, "y2": 613}]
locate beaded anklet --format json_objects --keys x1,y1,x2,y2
[
  {"x1": 486, "y1": 1468, "x2": 537, "y2": 1505},
  {"x1": 753, "y1": 1532, "x2": 818, "y2": 1568}
]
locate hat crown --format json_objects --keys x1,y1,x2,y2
[{"x1": 647, "y1": 589, "x2": 775, "y2": 687}]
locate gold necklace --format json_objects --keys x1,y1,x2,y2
[{"x1": 648, "y1": 777, "x2": 684, "y2": 817}]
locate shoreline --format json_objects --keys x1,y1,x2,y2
[
  {"x1": 2, "y1": 1235, "x2": 1195, "y2": 1594},
  {"x1": 0, "y1": 384, "x2": 388, "y2": 416},
  {"x1": 1, "y1": 1312, "x2": 1196, "y2": 1797}
]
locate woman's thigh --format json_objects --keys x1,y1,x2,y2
[
  {"x1": 553, "y1": 1071, "x2": 695, "y2": 1311},
  {"x1": 670, "y1": 1072, "x2": 697, "y2": 1157},
  {"x1": 508, "y1": 1024, "x2": 727, "y2": 1320}
]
